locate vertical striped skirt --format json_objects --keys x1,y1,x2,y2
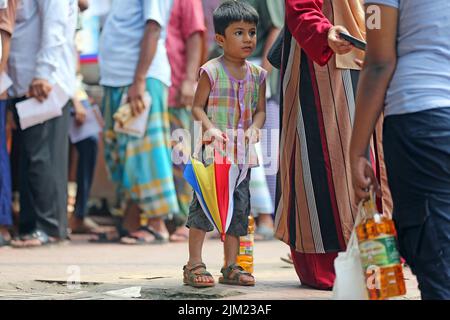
[{"x1": 275, "y1": 32, "x2": 392, "y2": 255}]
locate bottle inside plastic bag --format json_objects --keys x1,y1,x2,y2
[{"x1": 356, "y1": 196, "x2": 406, "y2": 300}]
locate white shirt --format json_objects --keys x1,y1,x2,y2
[
  {"x1": 99, "y1": 0, "x2": 173, "y2": 87},
  {"x1": 8, "y1": 0, "x2": 78, "y2": 98}
]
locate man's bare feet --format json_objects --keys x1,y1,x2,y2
[
  {"x1": 69, "y1": 216, "x2": 103, "y2": 234},
  {"x1": 169, "y1": 225, "x2": 189, "y2": 242},
  {"x1": 254, "y1": 214, "x2": 274, "y2": 241}
]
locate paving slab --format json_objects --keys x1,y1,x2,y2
[{"x1": 0, "y1": 238, "x2": 420, "y2": 300}]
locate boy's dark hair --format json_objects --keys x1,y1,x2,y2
[{"x1": 213, "y1": 1, "x2": 259, "y2": 36}]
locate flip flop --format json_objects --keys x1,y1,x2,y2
[
  {"x1": 120, "y1": 226, "x2": 169, "y2": 245},
  {"x1": 89, "y1": 231, "x2": 120, "y2": 243},
  {"x1": 11, "y1": 230, "x2": 52, "y2": 248},
  {"x1": 169, "y1": 232, "x2": 189, "y2": 243},
  {"x1": 169, "y1": 227, "x2": 189, "y2": 243},
  {"x1": 255, "y1": 225, "x2": 274, "y2": 241},
  {"x1": 280, "y1": 253, "x2": 294, "y2": 265},
  {"x1": 0, "y1": 233, "x2": 11, "y2": 247}
]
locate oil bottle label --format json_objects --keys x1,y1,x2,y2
[
  {"x1": 239, "y1": 234, "x2": 253, "y2": 256},
  {"x1": 239, "y1": 243, "x2": 253, "y2": 255},
  {"x1": 359, "y1": 236, "x2": 400, "y2": 269}
]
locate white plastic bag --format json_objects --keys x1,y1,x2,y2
[{"x1": 332, "y1": 204, "x2": 369, "y2": 300}]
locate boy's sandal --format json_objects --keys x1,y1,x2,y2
[
  {"x1": 219, "y1": 263, "x2": 255, "y2": 286},
  {"x1": 183, "y1": 263, "x2": 215, "y2": 288}
]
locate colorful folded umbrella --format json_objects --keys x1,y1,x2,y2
[
  {"x1": 183, "y1": 160, "x2": 215, "y2": 228},
  {"x1": 184, "y1": 150, "x2": 249, "y2": 241}
]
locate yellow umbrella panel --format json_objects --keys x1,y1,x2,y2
[{"x1": 191, "y1": 158, "x2": 223, "y2": 233}]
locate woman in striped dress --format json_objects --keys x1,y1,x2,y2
[{"x1": 274, "y1": 0, "x2": 392, "y2": 289}]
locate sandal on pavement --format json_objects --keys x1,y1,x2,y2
[
  {"x1": 89, "y1": 231, "x2": 120, "y2": 243},
  {"x1": 169, "y1": 226, "x2": 189, "y2": 243},
  {"x1": 120, "y1": 226, "x2": 169, "y2": 245},
  {"x1": 219, "y1": 263, "x2": 255, "y2": 286},
  {"x1": 69, "y1": 217, "x2": 103, "y2": 235},
  {"x1": 0, "y1": 233, "x2": 11, "y2": 247},
  {"x1": 280, "y1": 253, "x2": 294, "y2": 265},
  {"x1": 254, "y1": 225, "x2": 274, "y2": 241},
  {"x1": 183, "y1": 263, "x2": 215, "y2": 288},
  {"x1": 144, "y1": 225, "x2": 169, "y2": 244},
  {"x1": 11, "y1": 230, "x2": 53, "y2": 248}
]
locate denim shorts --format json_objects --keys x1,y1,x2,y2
[{"x1": 186, "y1": 171, "x2": 250, "y2": 237}]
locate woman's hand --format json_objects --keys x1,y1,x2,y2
[
  {"x1": 328, "y1": 26, "x2": 353, "y2": 55},
  {"x1": 351, "y1": 155, "x2": 381, "y2": 202}
]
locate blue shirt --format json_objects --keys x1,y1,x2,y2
[
  {"x1": 366, "y1": 0, "x2": 450, "y2": 116},
  {"x1": 99, "y1": 0, "x2": 173, "y2": 87}
]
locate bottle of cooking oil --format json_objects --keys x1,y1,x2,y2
[
  {"x1": 356, "y1": 196, "x2": 406, "y2": 300},
  {"x1": 236, "y1": 215, "x2": 255, "y2": 273}
]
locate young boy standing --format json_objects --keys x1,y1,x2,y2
[{"x1": 183, "y1": 1, "x2": 267, "y2": 288}]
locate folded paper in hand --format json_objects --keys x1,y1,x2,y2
[
  {"x1": 16, "y1": 84, "x2": 69, "y2": 130},
  {"x1": 69, "y1": 103, "x2": 104, "y2": 144},
  {"x1": 0, "y1": 72, "x2": 13, "y2": 95},
  {"x1": 113, "y1": 92, "x2": 151, "y2": 138}
]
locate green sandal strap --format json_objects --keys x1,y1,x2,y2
[
  {"x1": 220, "y1": 263, "x2": 252, "y2": 281},
  {"x1": 183, "y1": 263, "x2": 213, "y2": 278}
]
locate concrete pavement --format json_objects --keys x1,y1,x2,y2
[{"x1": 0, "y1": 237, "x2": 420, "y2": 300}]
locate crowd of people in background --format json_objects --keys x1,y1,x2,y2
[
  {"x1": 0, "y1": 0, "x2": 449, "y2": 300},
  {"x1": 0, "y1": 0, "x2": 283, "y2": 247}
]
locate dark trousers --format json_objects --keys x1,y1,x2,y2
[
  {"x1": 74, "y1": 136, "x2": 98, "y2": 219},
  {"x1": 11, "y1": 98, "x2": 70, "y2": 239},
  {"x1": 0, "y1": 100, "x2": 12, "y2": 226},
  {"x1": 383, "y1": 107, "x2": 450, "y2": 300}
]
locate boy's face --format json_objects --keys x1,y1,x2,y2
[{"x1": 216, "y1": 21, "x2": 257, "y2": 59}]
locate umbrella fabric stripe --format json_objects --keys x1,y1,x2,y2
[
  {"x1": 194, "y1": 190, "x2": 217, "y2": 228},
  {"x1": 183, "y1": 162, "x2": 216, "y2": 227},
  {"x1": 214, "y1": 152, "x2": 231, "y2": 235},
  {"x1": 191, "y1": 158, "x2": 223, "y2": 231},
  {"x1": 226, "y1": 165, "x2": 240, "y2": 231}
]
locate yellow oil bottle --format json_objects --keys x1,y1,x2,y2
[
  {"x1": 356, "y1": 197, "x2": 406, "y2": 300},
  {"x1": 236, "y1": 215, "x2": 255, "y2": 273}
]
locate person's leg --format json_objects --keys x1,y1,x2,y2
[
  {"x1": 71, "y1": 136, "x2": 100, "y2": 233},
  {"x1": 11, "y1": 98, "x2": 57, "y2": 240},
  {"x1": 168, "y1": 107, "x2": 192, "y2": 242},
  {"x1": 188, "y1": 227, "x2": 207, "y2": 265},
  {"x1": 74, "y1": 136, "x2": 98, "y2": 219},
  {"x1": 44, "y1": 103, "x2": 70, "y2": 240},
  {"x1": 0, "y1": 100, "x2": 12, "y2": 243},
  {"x1": 249, "y1": 143, "x2": 274, "y2": 240},
  {"x1": 220, "y1": 172, "x2": 255, "y2": 285},
  {"x1": 383, "y1": 108, "x2": 450, "y2": 300},
  {"x1": 128, "y1": 79, "x2": 177, "y2": 236},
  {"x1": 223, "y1": 234, "x2": 239, "y2": 266},
  {"x1": 184, "y1": 194, "x2": 215, "y2": 285}
]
